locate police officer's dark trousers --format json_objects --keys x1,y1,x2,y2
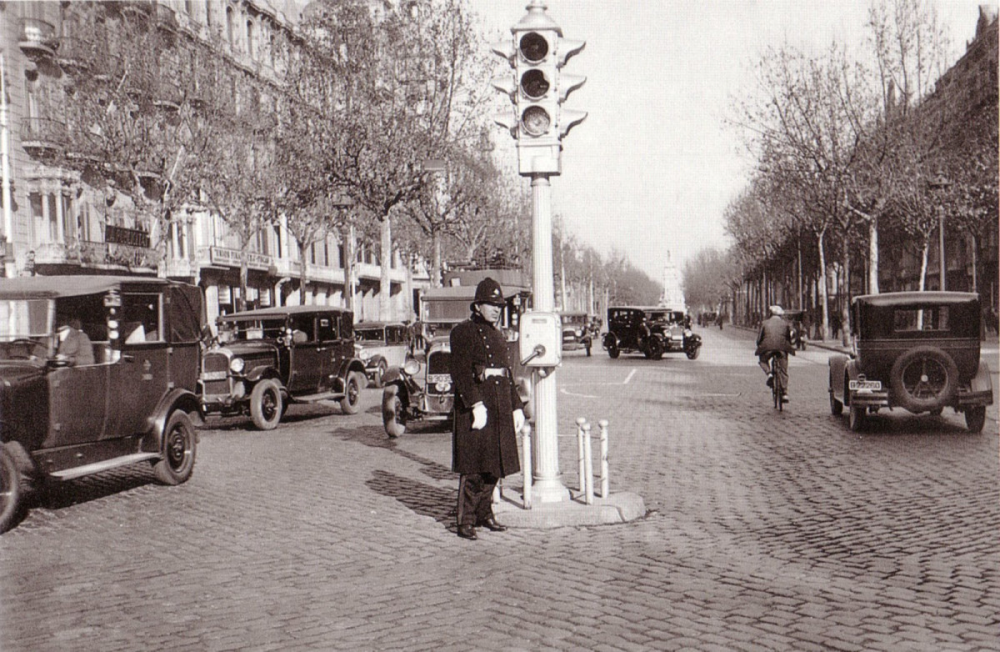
[{"x1": 457, "y1": 472, "x2": 499, "y2": 526}]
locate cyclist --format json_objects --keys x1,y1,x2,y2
[{"x1": 755, "y1": 305, "x2": 795, "y2": 402}]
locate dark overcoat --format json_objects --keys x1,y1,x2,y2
[
  {"x1": 449, "y1": 313, "x2": 523, "y2": 477},
  {"x1": 754, "y1": 315, "x2": 795, "y2": 356}
]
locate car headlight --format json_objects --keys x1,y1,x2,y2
[
  {"x1": 358, "y1": 349, "x2": 372, "y2": 361},
  {"x1": 403, "y1": 359, "x2": 420, "y2": 376},
  {"x1": 684, "y1": 329, "x2": 693, "y2": 337},
  {"x1": 230, "y1": 357, "x2": 245, "y2": 373}
]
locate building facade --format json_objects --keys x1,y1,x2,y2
[{"x1": 0, "y1": 0, "x2": 421, "y2": 325}]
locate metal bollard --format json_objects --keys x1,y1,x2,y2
[
  {"x1": 583, "y1": 422, "x2": 594, "y2": 505},
  {"x1": 521, "y1": 423, "x2": 532, "y2": 510},
  {"x1": 598, "y1": 419, "x2": 609, "y2": 498},
  {"x1": 576, "y1": 417, "x2": 587, "y2": 496}
]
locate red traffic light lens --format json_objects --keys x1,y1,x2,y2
[
  {"x1": 521, "y1": 106, "x2": 551, "y2": 137},
  {"x1": 519, "y1": 32, "x2": 548, "y2": 63},
  {"x1": 520, "y1": 70, "x2": 550, "y2": 99}
]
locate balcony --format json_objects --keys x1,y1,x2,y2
[
  {"x1": 64, "y1": 129, "x2": 106, "y2": 169},
  {"x1": 56, "y1": 36, "x2": 94, "y2": 73},
  {"x1": 120, "y1": 1, "x2": 154, "y2": 26},
  {"x1": 19, "y1": 18, "x2": 59, "y2": 60},
  {"x1": 20, "y1": 117, "x2": 67, "y2": 157},
  {"x1": 154, "y1": 3, "x2": 179, "y2": 37},
  {"x1": 153, "y1": 77, "x2": 184, "y2": 112}
]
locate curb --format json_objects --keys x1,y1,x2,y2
[{"x1": 494, "y1": 490, "x2": 647, "y2": 529}]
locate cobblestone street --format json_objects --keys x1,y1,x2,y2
[{"x1": 2, "y1": 326, "x2": 998, "y2": 651}]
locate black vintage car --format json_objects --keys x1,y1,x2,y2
[
  {"x1": 560, "y1": 311, "x2": 595, "y2": 356},
  {"x1": 0, "y1": 276, "x2": 206, "y2": 533},
  {"x1": 381, "y1": 336, "x2": 454, "y2": 438},
  {"x1": 603, "y1": 306, "x2": 702, "y2": 360},
  {"x1": 828, "y1": 292, "x2": 993, "y2": 432},
  {"x1": 200, "y1": 306, "x2": 367, "y2": 430}
]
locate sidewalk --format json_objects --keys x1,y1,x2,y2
[{"x1": 732, "y1": 325, "x2": 1000, "y2": 358}]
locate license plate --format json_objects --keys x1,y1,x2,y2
[
  {"x1": 849, "y1": 380, "x2": 882, "y2": 391},
  {"x1": 201, "y1": 371, "x2": 229, "y2": 381}
]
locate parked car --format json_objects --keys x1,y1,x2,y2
[
  {"x1": 828, "y1": 292, "x2": 993, "y2": 432},
  {"x1": 560, "y1": 311, "x2": 595, "y2": 356},
  {"x1": 200, "y1": 306, "x2": 367, "y2": 430},
  {"x1": 381, "y1": 336, "x2": 454, "y2": 437},
  {"x1": 0, "y1": 276, "x2": 206, "y2": 533},
  {"x1": 602, "y1": 306, "x2": 702, "y2": 360},
  {"x1": 354, "y1": 321, "x2": 412, "y2": 388}
]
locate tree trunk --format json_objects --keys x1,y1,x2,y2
[
  {"x1": 299, "y1": 244, "x2": 310, "y2": 306},
  {"x1": 817, "y1": 229, "x2": 829, "y2": 341},
  {"x1": 379, "y1": 216, "x2": 392, "y2": 321},
  {"x1": 432, "y1": 230, "x2": 442, "y2": 287},
  {"x1": 239, "y1": 257, "x2": 249, "y2": 312},
  {"x1": 343, "y1": 224, "x2": 355, "y2": 312},
  {"x1": 919, "y1": 240, "x2": 930, "y2": 291},
  {"x1": 841, "y1": 245, "x2": 851, "y2": 347},
  {"x1": 868, "y1": 217, "x2": 879, "y2": 294}
]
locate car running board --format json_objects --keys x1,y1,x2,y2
[
  {"x1": 49, "y1": 453, "x2": 161, "y2": 481},
  {"x1": 292, "y1": 391, "x2": 344, "y2": 403}
]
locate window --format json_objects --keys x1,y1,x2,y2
[
  {"x1": 893, "y1": 307, "x2": 950, "y2": 333},
  {"x1": 121, "y1": 293, "x2": 162, "y2": 344},
  {"x1": 290, "y1": 315, "x2": 315, "y2": 341},
  {"x1": 317, "y1": 315, "x2": 338, "y2": 342},
  {"x1": 225, "y1": 6, "x2": 234, "y2": 44},
  {"x1": 246, "y1": 19, "x2": 254, "y2": 58},
  {"x1": 205, "y1": 0, "x2": 212, "y2": 27}
]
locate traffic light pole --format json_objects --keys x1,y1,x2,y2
[{"x1": 529, "y1": 173, "x2": 571, "y2": 503}]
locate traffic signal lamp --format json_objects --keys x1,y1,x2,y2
[{"x1": 490, "y1": 1, "x2": 586, "y2": 176}]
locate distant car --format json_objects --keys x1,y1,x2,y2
[
  {"x1": 354, "y1": 321, "x2": 412, "y2": 388},
  {"x1": 0, "y1": 276, "x2": 206, "y2": 533},
  {"x1": 200, "y1": 306, "x2": 367, "y2": 430},
  {"x1": 828, "y1": 292, "x2": 993, "y2": 432},
  {"x1": 603, "y1": 306, "x2": 702, "y2": 360},
  {"x1": 559, "y1": 311, "x2": 594, "y2": 356},
  {"x1": 381, "y1": 336, "x2": 454, "y2": 437}
]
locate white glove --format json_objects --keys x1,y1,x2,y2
[
  {"x1": 512, "y1": 408, "x2": 525, "y2": 434},
  {"x1": 471, "y1": 403, "x2": 487, "y2": 430}
]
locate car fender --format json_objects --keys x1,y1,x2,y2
[
  {"x1": 246, "y1": 366, "x2": 280, "y2": 383},
  {"x1": 365, "y1": 354, "x2": 385, "y2": 370},
  {"x1": 828, "y1": 354, "x2": 850, "y2": 402},
  {"x1": 334, "y1": 357, "x2": 368, "y2": 383},
  {"x1": 970, "y1": 360, "x2": 993, "y2": 396},
  {"x1": 602, "y1": 332, "x2": 618, "y2": 349},
  {"x1": 142, "y1": 388, "x2": 203, "y2": 454},
  {"x1": 382, "y1": 366, "x2": 404, "y2": 386}
]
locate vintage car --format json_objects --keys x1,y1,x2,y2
[
  {"x1": 381, "y1": 336, "x2": 454, "y2": 438},
  {"x1": 828, "y1": 292, "x2": 993, "y2": 432},
  {"x1": 560, "y1": 311, "x2": 595, "y2": 356},
  {"x1": 354, "y1": 321, "x2": 411, "y2": 388},
  {"x1": 603, "y1": 306, "x2": 702, "y2": 360},
  {"x1": 200, "y1": 305, "x2": 367, "y2": 430},
  {"x1": 0, "y1": 276, "x2": 206, "y2": 533}
]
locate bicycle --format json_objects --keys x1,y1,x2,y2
[{"x1": 770, "y1": 353, "x2": 786, "y2": 412}]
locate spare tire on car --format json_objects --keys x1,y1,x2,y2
[{"x1": 889, "y1": 345, "x2": 959, "y2": 413}]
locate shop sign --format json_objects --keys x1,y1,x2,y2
[
  {"x1": 209, "y1": 247, "x2": 272, "y2": 271},
  {"x1": 106, "y1": 225, "x2": 151, "y2": 249}
]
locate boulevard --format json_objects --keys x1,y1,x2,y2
[{"x1": 1, "y1": 325, "x2": 998, "y2": 651}]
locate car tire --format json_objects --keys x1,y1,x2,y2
[
  {"x1": 647, "y1": 338, "x2": 663, "y2": 361},
  {"x1": 965, "y1": 406, "x2": 986, "y2": 433},
  {"x1": 373, "y1": 359, "x2": 387, "y2": 388},
  {"x1": 153, "y1": 411, "x2": 197, "y2": 485},
  {"x1": 340, "y1": 372, "x2": 363, "y2": 415},
  {"x1": 889, "y1": 345, "x2": 959, "y2": 413},
  {"x1": 250, "y1": 379, "x2": 284, "y2": 430},
  {"x1": 383, "y1": 385, "x2": 406, "y2": 438},
  {"x1": 686, "y1": 345, "x2": 700, "y2": 360},
  {"x1": 829, "y1": 391, "x2": 843, "y2": 416},
  {"x1": 848, "y1": 402, "x2": 866, "y2": 432},
  {"x1": 0, "y1": 447, "x2": 23, "y2": 534},
  {"x1": 608, "y1": 343, "x2": 620, "y2": 359}
]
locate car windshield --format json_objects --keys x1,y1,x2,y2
[
  {"x1": 0, "y1": 299, "x2": 53, "y2": 361},
  {"x1": 563, "y1": 315, "x2": 585, "y2": 325},
  {"x1": 356, "y1": 329, "x2": 386, "y2": 342}
]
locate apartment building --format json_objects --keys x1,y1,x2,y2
[{"x1": 0, "y1": 0, "x2": 419, "y2": 324}]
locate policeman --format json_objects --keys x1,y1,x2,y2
[{"x1": 449, "y1": 277, "x2": 525, "y2": 540}]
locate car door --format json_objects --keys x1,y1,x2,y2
[
  {"x1": 286, "y1": 313, "x2": 324, "y2": 394},
  {"x1": 317, "y1": 312, "x2": 351, "y2": 390},
  {"x1": 105, "y1": 290, "x2": 170, "y2": 439},
  {"x1": 387, "y1": 326, "x2": 406, "y2": 367}
]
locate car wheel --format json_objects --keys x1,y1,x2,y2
[
  {"x1": 0, "y1": 448, "x2": 23, "y2": 534},
  {"x1": 250, "y1": 379, "x2": 284, "y2": 430},
  {"x1": 340, "y1": 372, "x2": 363, "y2": 415},
  {"x1": 373, "y1": 360, "x2": 387, "y2": 388},
  {"x1": 829, "y1": 390, "x2": 843, "y2": 416},
  {"x1": 153, "y1": 411, "x2": 197, "y2": 485},
  {"x1": 965, "y1": 406, "x2": 986, "y2": 433},
  {"x1": 382, "y1": 385, "x2": 407, "y2": 438},
  {"x1": 848, "y1": 402, "x2": 866, "y2": 432},
  {"x1": 889, "y1": 345, "x2": 959, "y2": 413},
  {"x1": 608, "y1": 343, "x2": 620, "y2": 359},
  {"x1": 686, "y1": 345, "x2": 700, "y2": 360}
]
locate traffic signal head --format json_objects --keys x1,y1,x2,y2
[{"x1": 490, "y1": 1, "x2": 587, "y2": 176}]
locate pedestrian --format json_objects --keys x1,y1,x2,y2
[
  {"x1": 55, "y1": 314, "x2": 94, "y2": 366},
  {"x1": 831, "y1": 313, "x2": 843, "y2": 341},
  {"x1": 449, "y1": 277, "x2": 525, "y2": 540}
]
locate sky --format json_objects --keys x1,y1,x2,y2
[{"x1": 475, "y1": 0, "x2": 995, "y2": 284}]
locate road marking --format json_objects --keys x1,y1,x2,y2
[
  {"x1": 560, "y1": 387, "x2": 598, "y2": 398},
  {"x1": 624, "y1": 369, "x2": 637, "y2": 384}
]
